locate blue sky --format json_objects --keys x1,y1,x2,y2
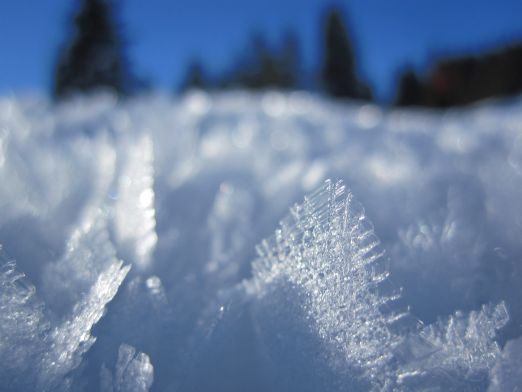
[{"x1": 1, "y1": 0, "x2": 522, "y2": 101}]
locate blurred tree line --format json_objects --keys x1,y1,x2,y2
[
  {"x1": 53, "y1": 0, "x2": 371, "y2": 102},
  {"x1": 181, "y1": 32, "x2": 299, "y2": 91},
  {"x1": 53, "y1": 0, "x2": 522, "y2": 107},
  {"x1": 179, "y1": 9, "x2": 371, "y2": 101}
]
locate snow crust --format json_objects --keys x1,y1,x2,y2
[{"x1": 1, "y1": 90, "x2": 522, "y2": 390}]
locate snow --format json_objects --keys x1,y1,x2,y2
[
  {"x1": 100, "y1": 343, "x2": 154, "y2": 392},
  {"x1": 1, "y1": 90, "x2": 522, "y2": 390}
]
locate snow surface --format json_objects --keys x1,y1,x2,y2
[{"x1": 1, "y1": 90, "x2": 522, "y2": 391}]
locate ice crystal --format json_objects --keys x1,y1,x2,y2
[
  {"x1": 0, "y1": 246, "x2": 49, "y2": 389},
  {"x1": 39, "y1": 260, "x2": 130, "y2": 390},
  {"x1": 421, "y1": 303, "x2": 508, "y2": 372},
  {"x1": 247, "y1": 179, "x2": 405, "y2": 387},
  {"x1": 1, "y1": 241, "x2": 130, "y2": 391},
  {"x1": 488, "y1": 336, "x2": 522, "y2": 391},
  {"x1": 397, "y1": 302, "x2": 509, "y2": 390},
  {"x1": 244, "y1": 180, "x2": 510, "y2": 391},
  {"x1": 42, "y1": 210, "x2": 118, "y2": 315},
  {"x1": 100, "y1": 344, "x2": 154, "y2": 392}
]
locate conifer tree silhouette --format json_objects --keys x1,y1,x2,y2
[
  {"x1": 396, "y1": 69, "x2": 423, "y2": 106},
  {"x1": 279, "y1": 32, "x2": 299, "y2": 89},
  {"x1": 219, "y1": 32, "x2": 300, "y2": 90},
  {"x1": 180, "y1": 60, "x2": 206, "y2": 91},
  {"x1": 53, "y1": 0, "x2": 130, "y2": 98},
  {"x1": 322, "y1": 9, "x2": 369, "y2": 99}
]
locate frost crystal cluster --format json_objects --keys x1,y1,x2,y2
[
  {"x1": 100, "y1": 344, "x2": 154, "y2": 392},
  {"x1": 0, "y1": 243, "x2": 133, "y2": 391},
  {"x1": 1, "y1": 91, "x2": 522, "y2": 390},
  {"x1": 244, "y1": 180, "x2": 509, "y2": 391},
  {"x1": 249, "y1": 180, "x2": 402, "y2": 383},
  {"x1": 0, "y1": 247, "x2": 48, "y2": 389}
]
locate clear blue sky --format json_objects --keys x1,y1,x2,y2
[{"x1": 1, "y1": 0, "x2": 522, "y2": 101}]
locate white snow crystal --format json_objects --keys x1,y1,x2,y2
[
  {"x1": 0, "y1": 246, "x2": 49, "y2": 389},
  {"x1": 100, "y1": 343, "x2": 154, "y2": 392},
  {"x1": 38, "y1": 260, "x2": 130, "y2": 390},
  {"x1": 242, "y1": 179, "x2": 510, "y2": 391},
  {"x1": 397, "y1": 302, "x2": 509, "y2": 390},
  {"x1": 1, "y1": 242, "x2": 130, "y2": 391},
  {"x1": 246, "y1": 179, "x2": 405, "y2": 389},
  {"x1": 488, "y1": 336, "x2": 522, "y2": 391},
  {"x1": 42, "y1": 210, "x2": 119, "y2": 316}
]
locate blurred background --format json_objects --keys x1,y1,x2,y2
[{"x1": 1, "y1": 0, "x2": 522, "y2": 107}]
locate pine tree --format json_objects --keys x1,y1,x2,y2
[
  {"x1": 321, "y1": 9, "x2": 366, "y2": 99},
  {"x1": 225, "y1": 33, "x2": 300, "y2": 90},
  {"x1": 396, "y1": 69, "x2": 423, "y2": 106},
  {"x1": 279, "y1": 32, "x2": 299, "y2": 89},
  {"x1": 53, "y1": 0, "x2": 130, "y2": 99},
  {"x1": 180, "y1": 60, "x2": 207, "y2": 92},
  {"x1": 248, "y1": 34, "x2": 279, "y2": 89}
]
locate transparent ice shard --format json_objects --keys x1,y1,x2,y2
[
  {"x1": 42, "y1": 210, "x2": 118, "y2": 316},
  {"x1": 100, "y1": 343, "x2": 154, "y2": 392},
  {"x1": 1, "y1": 241, "x2": 130, "y2": 391},
  {"x1": 39, "y1": 261, "x2": 130, "y2": 390},
  {"x1": 0, "y1": 246, "x2": 49, "y2": 389},
  {"x1": 488, "y1": 336, "x2": 522, "y2": 392}
]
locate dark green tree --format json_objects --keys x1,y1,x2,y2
[
  {"x1": 244, "y1": 34, "x2": 281, "y2": 89},
  {"x1": 395, "y1": 69, "x2": 423, "y2": 106},
  {"x1": 53, "y1": 0, "x2": 131, "y2": 98},
  {"x1": 180, "y1": 60, "x2": 207, "y2": 91},
  {"x1": 321, "y1": 9, "x2": 369, "y2": 99},
  {"x1": 278, "y1": 32, "x2": 300, "y2": 89},
  {"x1": 218, "y1": 32, "x2": 300, "y2": 90}
]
